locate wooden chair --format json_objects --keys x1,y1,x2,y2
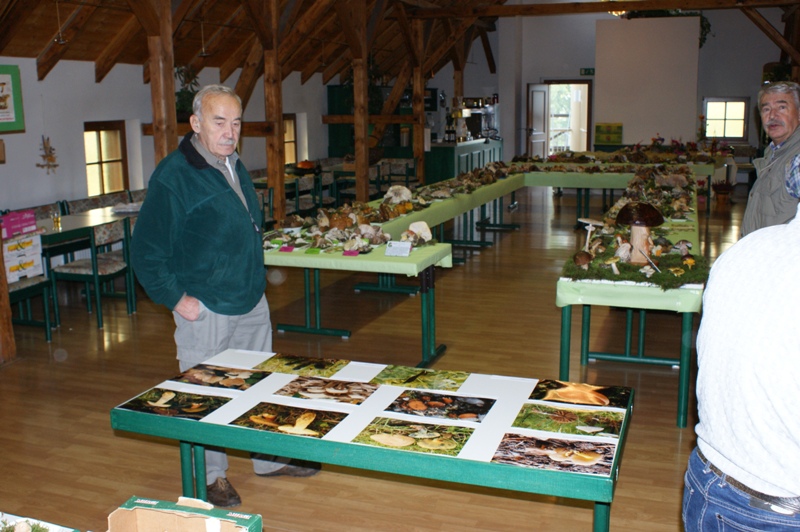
[
  {"x1": 65, "y1": 191, "x2": 130, "y2": 214},
  {"x1": 253, "y1": 184, "x2": 275, "y2": 231},
  {"x1": 8, "y1": 276, "x2": 53, "y2": 342},
  {"x1": 50, "y1": 218, "x2": 135, "y2": 329},
  {"x1": 128, "y1": 188, "x2": 147, "y2": 203}
]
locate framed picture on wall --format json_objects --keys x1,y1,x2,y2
[{"x1": 0, "y1": 65, "x2": 25, "y2": 133}]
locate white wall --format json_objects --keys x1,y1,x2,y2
[{"x1": 595, "y1": 17, "x2": 700, "y2": 144}]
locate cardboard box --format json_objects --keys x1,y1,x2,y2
[
  {"x1": 0, "y1": 209, "x2": 38, "y2": 239},
  {"x1": 108, "y1": 496, "x2": 262, "y2": 532},
  {"x1": 4, "y1": 233, "x2": 44, "y2": 283}
]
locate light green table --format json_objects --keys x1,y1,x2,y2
[
  {"x1": 264, "y1": 243, "x2": 452, "y2": 367},
  {"x1": 556, "y1": 278, "x2": 703, "y2": 428},
  {"x1": 111, "y1": 351, "x2": 634, "y2": 532}
]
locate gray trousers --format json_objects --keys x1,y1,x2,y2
[{"x1": 175, "y1": 295, "x2": 289, "y2": 482}]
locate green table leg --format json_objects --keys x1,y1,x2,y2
[
  {"x1": 593, "y1": 502, "x2": 611, "y2": 532},
  {"x1": 560, "y1": 305, "x2": 572, "y2": 380},
  {"x1": 179, "y1": 441, "x2": 195, "y2": 498},
  {"x1": 417, "y1": 266, "x2": 446, "y2": 367},
  {"x1": 449, "y1": 210, "x2": 494, "y2": 247},
  {"x1": 637, "y1": 309, "x2": 647, "y2": 357},
  {"x1": 677, "y1": 312, "x2": 693, "y2": 428},
  {"x1": 194, "y1": 443, "x2": 207, "y2": 501},
  {"x1": 354, "y1": 273, "x2": 419, "y2": 295},
  {"x1": 277, "y1": 269, "x2": 351, "y2": 338},
  {"x1": 575, "y1": 189, "x2": 584, "y2": 229},
  {"x1": 580, "y1": 305, "x2": 591, "y2": 366},
  {"x1": 476, "y1": 197, "x2": 520, "y2": 231}
]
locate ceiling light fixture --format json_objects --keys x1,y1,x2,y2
[
  {"x1": 54, "y1": 0, "x2": 68, "y2": 45},
  {"x1": 199, "y1": 20, "x2": 212, "y2": 57},
  {"x1": 603, "y1": 0, "x2": 627, "y2": 17}
]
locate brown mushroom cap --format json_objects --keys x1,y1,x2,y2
[
  {"x1": 615, "y1": 202, "x2": 664, "y2": 227},
  {"x1": 573, "y1": 250, "x2": 593, "y2": 267}
]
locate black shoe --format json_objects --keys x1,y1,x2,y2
[
  {"x1": 206, "y1": 477, "x2": 241, "y2": 507},
  {"x1": 256, "y1": 459, "x2": 321, "y2": 477}
]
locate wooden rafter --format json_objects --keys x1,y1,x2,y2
[
  {"x1": 410, "y1": 0, "x2": 797, "y2": 18},
  {"x1": 479, "y1": 27, "x2": 496, "y2": 74},
  {"x1": 394, "y1": 1, "x2": 419, "y2": 66},
  {"x1": 220, "y1": 32, "x2": 256, "y2": 82},
  {"x1": 36, "y1": 2, "x2": 98, "y2": 80},
  {"x1": 242, "y1": 0, "x2": 274, "y2": 50},
  {"x1": 95, "y1": 15, "x2": 142, "y2": 82},
  {"x1": 741, "y1": 7, "x2": 800, "y2": 66},
  {"x1": 0, "y1": 0, "x2": 44, "y2": 53},
  {"x1": 235, "y1": 39, "x2": 265, "y2": 109}
]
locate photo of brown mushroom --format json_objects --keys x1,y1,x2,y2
[
  {"x1": 529, "y1": 380, "x2": 632, "y2": 409},
  {"x1": 171, "y1": 364, "x2": 271, "y2": 391},
  {"x1": 386, "y1": 390, "x2": 495, "y2": 422},
  {"x1": 369, "y1": 365, "x2": 469, "y2": 391},
  {"x1": 492, "y1": 434, "x2": 616, "y2": 476},
  {"x1": 274, "y1": 376, "x2": 379, "y2": 405},
  {"x1": 119, "y1": 388, "x2": 232, "y2": 420},
  {"x1": 512, "y1": 403, "x2": 624, "y2": 437},
  {"x1": 231, "y1": 403, "x2": 347, "y2": 438},
  {"x1": 254, "y1": 353, "x2": 349, "y2": 378},
  {"x1": 352, "y1": 417, "x2": 474, "y2": 457}
]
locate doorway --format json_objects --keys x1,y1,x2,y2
[{"x1": 527, "y1": 81, "x2": 592, "y2": 158}]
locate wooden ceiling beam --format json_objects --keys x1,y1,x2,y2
[
  {"x1": 0, "y1": 0, "x2": 44, "y2": 54},
  {"x1": 242, "y1": 0, "x2": 274, "y2": 50},
  {"x1": 741, "y1": 7, "x2": 800, "y2": 66},
  {"x1": 172, "y1": 0, "x2": 206, "y2": 40},
  {"x1": 423, "y1": 17, "x2": 476, "y2": 74},
  {"x1": 220, "y1": 33, "x2": 256, "y2": 82},
  {"x1": 95, "y1": 14, "x2": 142, "y2": 83},
  {"x1": 479, "y1": 27, "x2": 496, "y2": 74},
  {"x1": 410, "y1": 0, "x2": 796, "y2": 18},
  {"x1": 235, "y1": 39, "x2": 265, "y2": 110},
  {"x1": 36, "y1": 2, "x2": 98, "y2": 80},
  {"x1": 278, "y1": 0, "x2": 335, "y2": 65},
  {"x1": 126, "y1": 0, "x2": 160, "y2": 36},
  {"x1": 335, "y1": 1, "x2": 366, "y2": 60},
  {"x1": 394, "y1": 0, "x2": 419, "y2": 66},
  {"x1": 367, "y1": 0, "x2": 389, "y2": 49}
]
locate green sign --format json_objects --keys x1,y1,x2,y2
[{"x1": 580, "y1": 68, "x2": 595, "y2": 76}]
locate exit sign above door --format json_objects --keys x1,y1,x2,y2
[{"x1": 580, "y1": 68, "x2": 595, "y2": 76}]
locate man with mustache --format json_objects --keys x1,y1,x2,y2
[
  {"x1": 741, "y1": 81, "x2": 800, "y2": 236},
  {"x1": 132, "y1": 84, "x2": 318, "y2": 509}
]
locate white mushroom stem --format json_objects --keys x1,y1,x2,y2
[
  {"x1": 629, "y1": 226, "x2": 652, "y2": 265},
  {"x1": 583, "y1": 225, "x2": 596, "y2": 252}
]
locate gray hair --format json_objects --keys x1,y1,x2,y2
[
  {"x1": 192, "y1": 84, "x2": 242, "y2": 119},
  {"x1": 758, "y1": 81, "x2": 800, "y2": 111}
]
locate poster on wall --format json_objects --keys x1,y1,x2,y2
[{"x1": 0, "y1": 65, "x2": 25, "y2": 133}]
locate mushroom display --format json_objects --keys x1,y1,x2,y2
[
  {"x1": 573, "y1": 250, "x2": 593, "y2": 271},
  {"x1": 614, "y1": 202, "x2": 664, "y2": 265}
]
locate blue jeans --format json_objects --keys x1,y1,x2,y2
[{"x1": 683, "y1": 448, "x2": 800, "y2": 531}]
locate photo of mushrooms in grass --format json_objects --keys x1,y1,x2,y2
[
  {"x1": 385, "y1": 390, "x2": 495, "y2": 422},
  {"x1": 352, "y1": 417, "x2": 474, "y2": 457},
  {"x1": 512, "y1": 403, "x2": 624, "y2": 438},
  {"x1": 492, "y1": 434, "x2": 617, "y2": 476},
  {"x1": 529, "y1": 380, "x2": 632, "y2": 409},
  {"x1": 119, "y1": 388, "x2": 232, "y2": 420},
  {"x1": 232, "y1": 403, "x2": 347, "y2": 438},
  {"x1": 369, "y1": 365, "x2": 470, "y2": 391},
  {"x1": 274, "y1": 376, "x2": 378, "y2": 405},
  {"x1": 170, "y1": 364, "x2": 271, "y2": 391},
  {"x1": 254, "y1": 353, "x2": 349, "y2": 378}
]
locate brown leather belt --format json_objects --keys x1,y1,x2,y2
[{"x1": 697, "y1": 449, "x2": 800, "y2": 515}]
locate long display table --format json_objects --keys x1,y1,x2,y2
[
  {"x1": 111, "y1": 349, "x2": 634, "y2": 532},
  {"x1": 264, "y1": 243, "x2": 452, "y2": 367},
  {"x1": 556, "y1": 278, "x2": 703, "y2": 428}
]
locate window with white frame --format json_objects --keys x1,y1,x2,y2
[
  {"x1": 284, "y1": 114, "x2": 297, "y2": 165},
  {"x1": 703, "y1": 98, "x2": 749, "y2": 141}
]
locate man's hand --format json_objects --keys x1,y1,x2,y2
[{"x1": 174, "y1": 294, "x2": 201, "y2": 321}]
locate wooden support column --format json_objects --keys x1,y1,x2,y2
[
  {"x1": 0, "y1": 235, "x2": 16, "y2": 365},
  {"x1": 244, "y1": 0, "x2": 285, "y2": 221},
  {"x1": 336, "y1": 0, "x2": 369, "y2": 202},
  {"x1": 412, "y1": 19, "x2": 426, "y2": 185},
  {"x1": 128, "y1": 0, "x2": 177, "y2": 164},
  {"x1": 264, "y1": 2, "x2": 286, "y2": 222}
]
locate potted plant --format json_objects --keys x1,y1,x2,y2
[{"x1": 175, "y1": 66, "x2": 199, "y2": 122}]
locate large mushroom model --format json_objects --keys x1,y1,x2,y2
[{"x1": 614, "y1": 202, "x2": 664, "y2": 266}]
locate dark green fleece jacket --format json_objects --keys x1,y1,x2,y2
[{"x1": 131, "y1": 132, "x2": 265, "y2": 315}]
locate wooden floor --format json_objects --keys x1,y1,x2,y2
[{"x1": 0, "y1": 185, "x2": 746, "y2": 531}]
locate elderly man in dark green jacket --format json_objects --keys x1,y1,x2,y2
[
  {"x1": 132, "y1": 84, "x2": 317, "y2": 508},
  {"x1": 741, "y1": 81, "x2": 800, "y2": 237}
]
